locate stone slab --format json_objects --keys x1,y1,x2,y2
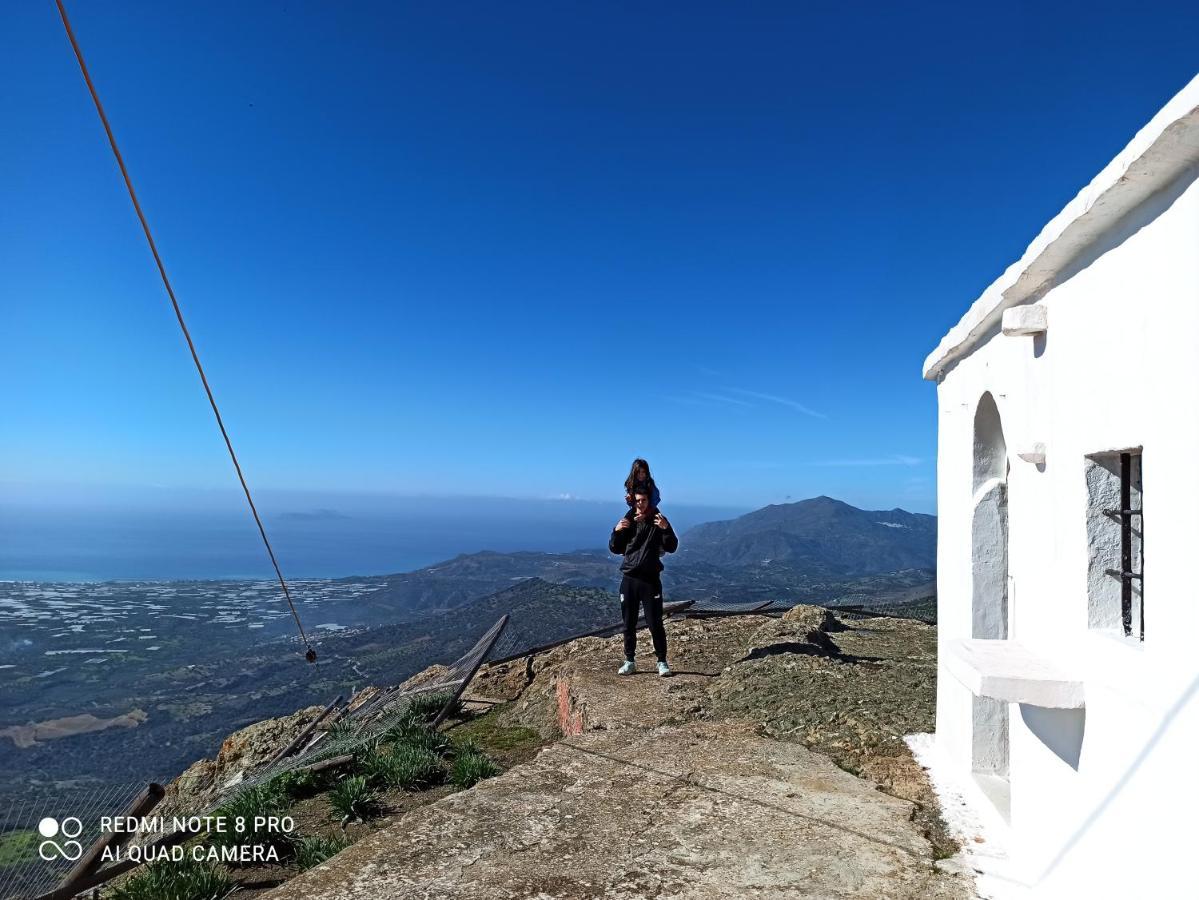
[
  {"x1": 1001, "y1": 305, "x2": 1048, "y2": 337},
  {"x1": 266, "y1": 722, "x2": 969, "y2": 899},
  {"x1": 943, "y1": 638, "x2": 1085, "y2": 708}
]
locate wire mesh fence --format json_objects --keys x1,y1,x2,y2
[
  {"x1": 826, "y1": 599, "x2": 936, "y2": 625},
  {"x1": 0, "y1": 616, "x2": 509, "y2": 900}
]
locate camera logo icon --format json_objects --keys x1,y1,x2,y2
[{"x1": 37, "y1": 817, "x2": 84, "y2": 862}]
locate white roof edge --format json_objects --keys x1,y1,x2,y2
[{"x1": 924, "y1": 73, "x2": 1199, "y2": 381}]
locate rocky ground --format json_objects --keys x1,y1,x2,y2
[
  {"x1": 705, "y1": 609, "x2": 954, "y2": 857},
  {"x1": 262, "y1": 607, "x2": 971, "y2": 899}
]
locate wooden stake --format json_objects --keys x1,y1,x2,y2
[{"x1": 55, "y1": 782, "x2": 165, "y2": 895}]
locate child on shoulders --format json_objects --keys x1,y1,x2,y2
[{"x1": 623, "y1": 458, "x2": 661, "y2": 518}]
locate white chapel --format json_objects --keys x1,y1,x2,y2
[{"x1": 925, "y1": 73, "x2": 1199, "y2": 896}]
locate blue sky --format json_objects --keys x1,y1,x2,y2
[{"x1": 3, "y1": 1, "x2": 1197, "y2": 516}]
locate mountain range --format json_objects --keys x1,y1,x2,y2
[
  {"x1": 678, "y1": 496, "x2": 936, "y2": 574},
  {"x1": 337, "y1": 496, "x2": 937, "y2": 617}
]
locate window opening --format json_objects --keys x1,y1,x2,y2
[
  {"x1": 1087, "y1": 449, "x2": 1143, "y2": 641},
  {"x1": 1102, "y1": 452, "x2": 1143, "y2": 640}
]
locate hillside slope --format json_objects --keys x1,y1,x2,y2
[
  {"x1": 329, "y1": 497, "x2": 936, "y2": 621},
  {"x1": 326, "y1": 577, "x2": 619, "y2": 674},
  {"x1": 679, "y1": 495, "x2": 936, "y2": 575}
]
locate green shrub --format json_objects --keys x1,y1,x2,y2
[
  {"x1": 293, "y1": 834, "x2": 350, "y2": 871},
  {"x1": 270, "y1": 767, "x2": 323, "y2": 801},
  {"x1": 326, "y1": 716, "x2": 358, "y2": 741},
  {"x1": 329, "y1": 775, "x2": 381, "y2": 824},
  {"x1": 209, "y1": 782, "x2": 295, "y2": 862},
  {"x1": 389, "y1": 745, "x2": 444, "y2": 789},
  {"x1": 0, "y1": 829, "x2": 39, "y2": 868},
  {"x1": 406, "y1": 691, "x2": 460, "y2": 722},
  {"x1": 450, "y1": 749, "x2": 500, "y2": 788},
  {"x1": 355, "y1": 743, "x2": 443, "y2": 791},
  {"x1": 450, "y1": 736, "x2": 481, "y2": 757},
  {"x1": 109, "y1": 857, "x2": 235, "y2": 900}
]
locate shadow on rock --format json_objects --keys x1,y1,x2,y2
[{"x1": 740, "y1": 641, "x2": 838, "y2": 662}]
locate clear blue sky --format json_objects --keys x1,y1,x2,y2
[{"x1": 2, "y1": 1, "x2": 1197, "y2": 514}]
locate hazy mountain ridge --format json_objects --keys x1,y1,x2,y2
[
  {"x1": 328, "y1": 578, "x2": 619, "y2": 671},
  {"x1": 678, "y1": 496, "x2": 936, "y2": 575},
  {"x1": 336, "y1": 497, "x2": 936, "y2": 617},
  {"x1": 329, "y1": 549, "x2": 616, "y2": 621}
]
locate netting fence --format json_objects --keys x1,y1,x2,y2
[
  {"x1": 825, "y1": 598, "x2": 937, "y2": 625},
  {"x1": 0, "y1": 615, "x2": 509, "y2": 900}
]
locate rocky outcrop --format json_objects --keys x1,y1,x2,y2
[
  {"x1": 157, "y1": 703, "x2": 326, "y2": 816},
  {"x1": 780, "y1": 602, "x2": 844, "y2": 632}
]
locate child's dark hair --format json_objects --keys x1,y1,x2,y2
[{"x1": 624, "y1": 458, "x2": 655, "y2": 493}]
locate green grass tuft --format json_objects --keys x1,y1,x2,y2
[
  {"x1": 109, "y1": 857, "x2": 235, "y2": 900},
  {"x1": 406, "y1": 691, "x2": 460, "y2": 722},
  {"x1": 356, "y1": 743, "x2": 444, "y2": 791},
  {"x1": 388, "y1": 745, "x2": 444, "y2": 789},
  {"x1": 450, "y1": 749, "x2": 500, "y2": 788},
  {"x1": 355, "y1": 750, "x2": 393, "y2": 789},
  {"x1": 209, "y1": 781, "x2": 295, "y2": 862},
  {"x1": 0, "y1": 830, "x2": 39, "y2": 869},
  {"x1": 380, "y1": 712, "x2": 452, "y2": 758},
  {"x1": 329, "y1": 775, "x2": 382, "y2": 823},
  {"x1": 398, "y1": 725, "x2": 452, "y2": 758},
  {"x1": 293, "y1": 834, "x2": 350, "y2": 871},
  {"x1": 450, "y1": 736, "x2": 481, "y2": 757},
  {"x1": 326, "y1": 717, "x2": 358, "y2": 741},
  {"x1": 269, "y1": 767, "x2": 325, "y2": 801},
  {"x1": 380, "y1": 710, "x2": 423, "y2": 745}
]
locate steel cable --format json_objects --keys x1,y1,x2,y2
[{"x1": 54, "y1": 0, "x2": 315, "y2": 661}]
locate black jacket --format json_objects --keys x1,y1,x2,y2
[{"x1": 609, "y1": 512, "x2": 679, "y2": 580}]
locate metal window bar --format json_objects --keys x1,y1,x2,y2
[{"x1": 1103, "y1": 452, "x2": 1143, "y2": 641}]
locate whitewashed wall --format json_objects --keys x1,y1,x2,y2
[{"x1": 934, "y1": 172, "x2": 1199, "y2": 896}]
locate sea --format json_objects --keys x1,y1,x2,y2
[{"x1": 0, "y1": 495, "x2": 745, "y2": 582}]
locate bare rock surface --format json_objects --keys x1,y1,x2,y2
[
  {"x1": 489, "y1": 616, "x2": 759, "y2": 737},
  {"x1": 269, "y1": 722, "x2": 964, "y2": 899},
  {"x1": 264, "y1": 608, "x2": 970, "y2": 899},
  {"x1": 707, "y1": 614, "x2": 949, "y2": 854}
]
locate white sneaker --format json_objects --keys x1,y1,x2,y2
[
  {"x1": 657, "y1": 661, "x2": 672, "y2": 677},
  {"x1": 617, "y1": 660, "x2": 636, "y2": 676}
]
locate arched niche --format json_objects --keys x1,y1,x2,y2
[
  {"x1": 973, "y1": 392, "x2": 1008, "y2": 493},
  {"x1": 971, "y1": 392, "x2": 1010, "y2": 787}
]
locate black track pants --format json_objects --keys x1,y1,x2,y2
[{"x1": 620, "y1": 574, "x2": 667, "y2": 663}]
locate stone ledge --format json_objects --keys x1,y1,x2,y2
[
  {"x1": 1001, "y1": 305, "x2": 1048, "y2": 337},
  {"x1": 943, "y1": 639, "x2": 1085, "y2": 708}
]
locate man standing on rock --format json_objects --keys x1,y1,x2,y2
[{"x1": 609, "y1": 487, "x2": 678, "y2": 677}]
